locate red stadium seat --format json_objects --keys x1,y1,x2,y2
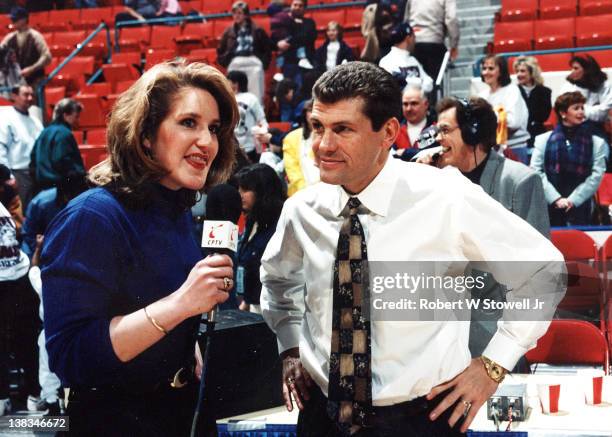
[
  {"x1": 559, "y1": 262, "x2": 605, "y2": 329},
  {"x1": 48, "y1": 8, "x2": 81, "y2": 27},
  {"x1": 176, "y1": 22, "x2": 213, "y2": 53},
  {"x1": 86, "y1": 128, "x2": 107, "y2": 146},
  {"x1": 310, "y1": 9, "x2": 345, "y2": 32},
  {"x1": 79, "y1": 144, "x2": 108, "y2": 170},
  {"x1": 551, "y1": 229, "x2": 598, "y2": 261},
  {"x1": 584, "y1": 50, "x2": 612, "y2": 68},
  {"x1": 539, "y1": 0, "x2": 577, "y2": 19},
  {"x1": 509, "y1": 53, "x2": 572, "y2": 73},
  {"x1": 81, "y1": 82, "x2": 112, "y2": 96},
  {"x1": 525, "y1": 319, "x2": 609, "y2": 373},
  {"x1": 580, "y1": 0, "x2": 612, "y2": 15},
  {"x1": 76, "y1": 94, "x2": 107, "y2": 128},
  {"x1": 144, "y1": 48, "x2": 177, "y2": 70},
  {"x1": 576, "y1": 14, "x2": 612, "y2": 47},
  {"x1": 344, "y1": 7, "x2": 363, "y2": 30},
  {"x1": 268, "y1": 121, "x2": 292, "y2": 132},
  {"x1": 73, "y1": 130, "x2": 85, "y2": 144},
  {"x1": 115, "y1": 80, "x2": 136, "y2": 93},
  {"x1": 50, "y1": 30, "x2": 87, "y2": 58},
  {"x1": 75, "y1": 6, "x2": 115, "y2": 30},
  {"x1": 44, "y1": 86, "x2": 66, "y2": 120},
  {"x1": 29, "y1": 11, "x2": 49, "y2": 30},
  {"x1": 499, "y1": 0, "x2": 538, "y2": 22},
  {"x1": 493, "y1": 21, "x2": 534, "y2": 53},
  {"x1": 118, "y1": 26, "x2": 151, "y2": 52},
  {"x1": 201, "y1": 0, "x2": 233, "y2": 13},
  {"x1": 185, "y1": 48, "x2": 217, "y2": 64},
  {"x1": 213, "y1": 18, "x2": 234, "y2": 36},
  {"x1": 149, "y1": 25, "x2": 181, "y2": 50},
  {"x1": 534, "y1": 18, "x2": 575, "y2": 50},
  {"x1": 183, "y1": 0, "x2": 202, "y2": 14},
  {"x1": 102, "y1": 64, "x2": 141, "y2": 91},
  {"x1": 48, "y1": 56, "x2": 96, "y2": 95}
]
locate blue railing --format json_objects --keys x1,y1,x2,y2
[
  {"x1": 473, "y1": 44, "x2": 612, "y2": 76},
  {"x1": 36, "y1": 21, "x2": 112, "y2": 124}
]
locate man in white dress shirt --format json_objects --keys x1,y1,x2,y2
[{"x1": 260, "y1": 62, "x2": 564, "y2": 436}]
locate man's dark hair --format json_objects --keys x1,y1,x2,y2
[
  {"x1": 312, "y1": 61, "x2": 402, "y2": 131},
  {"x1": 227, "y1": 70, "x2": 249, "y2": 93},
  {"x1": 0, "y1": 164, "x2": 11, "y2": 184},
  {"x1": 568, "y1": 54, "x2": 607, "y2": 92},
  {"x1": 52, "y1": 98, "x2": 83, "y2": 124},
  {"x1": 10, "y1": 6, "x2": 28, "y2": 22},
  {"x1": 275, "y1": 78, "x2": 296, "y2": 104},
  {"x1": 57, "y1": 171, "x2": 88, "y2": 208},
  {"x1": 388, "y1": 22, "x2": 413, "y2": 46},
  {"x1": 437, "y1": 97, "x2": 498, "y2": 151},
  {"x1": 481, "y1": 55, "x2": 511, "y2": 87}
]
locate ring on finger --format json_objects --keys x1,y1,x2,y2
[
  {"x1": 462, "y1": 400, "x2": 472, "y2": 417},
  {"x1": 223, "y1": 277, "x2": 232, "y2": 291}
]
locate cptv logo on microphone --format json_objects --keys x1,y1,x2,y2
[{"x1": 202, "y1": 221, "x2": 238, "y2": 252}]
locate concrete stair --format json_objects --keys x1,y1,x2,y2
[{"x1": 447, "y1": 0, "x2": 500, "y2": 98}]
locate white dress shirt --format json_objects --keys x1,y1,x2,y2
[{"x1": 261, "y1": 158, "x2": 564, "y2": 406}]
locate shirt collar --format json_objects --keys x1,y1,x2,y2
[{"x1": 331, "y1": 155, "x2": 397, "y2": 218}]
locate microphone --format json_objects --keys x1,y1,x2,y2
[
  {"x1": 201, "y1": 184, "x2": 242, "y2": 323},
  {"x1": 410, "y1": 125, "x2": 446, "y2": 163}
]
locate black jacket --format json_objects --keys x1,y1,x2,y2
[
  {"x1": 518, "y1": 84, "x2": 552, "y2": 145},
  {"x1": 313, "y1": 40, "x2": 355, "y2": 74}
]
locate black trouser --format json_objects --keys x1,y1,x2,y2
[
  {"x1": 414, "y1": 43, "x2": 449, "y2": 82},
  {"x1": 548, "y1": 202, "x2": 592, "y2": 226},
  {"x1": 65, "y1": 382, "x2": 199, "y2": 437},
  {"x1": 0, "y1": 275, "x2": 41, "y2": 400},
  {"x1": 297, "y1": 385, "x2": 465, "y2": 437}
]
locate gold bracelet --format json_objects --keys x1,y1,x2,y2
[{"x1": 144, "y1": 306, "x2": 168, "y2": 335}]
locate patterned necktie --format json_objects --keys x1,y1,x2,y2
[{"x1": 327, "y1": 197, "x2": 372, "y2": 436}]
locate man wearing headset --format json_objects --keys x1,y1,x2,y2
[{"x1": 418, "y1": 97, "x2": 550, "y2": 359}]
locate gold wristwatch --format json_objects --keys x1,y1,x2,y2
[{"x1": 480, "y1": 355, "x2": 508, "y2": 383}]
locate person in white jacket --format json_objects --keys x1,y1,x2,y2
[
  {"x1": 379, "y1": 22, "x2": 433, "y2": 94},
  {"x1": 476, "y1": 55, "x2": 530, "y2": 163},
  {"x1": 559, "y1": 54, "x2": 612, "y2": 134},
  {"x1": 531, "y1": 91, "x2": 609, "y2": 226}
]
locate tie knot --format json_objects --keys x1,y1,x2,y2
[{"x1": 347, "y1": 197, "x2": 361, "y2": 211}]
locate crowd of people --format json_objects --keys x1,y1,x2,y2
[{"x1": 0, "y1": 0, "x2": 606, "y2": 435}]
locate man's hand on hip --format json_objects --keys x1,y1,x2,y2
[
  {"x1": 426, "y1": 357, "x2": 499, "y2": 433},
  {"x1": 280, "y1": 347, "x2": 313, "y2": 411}
]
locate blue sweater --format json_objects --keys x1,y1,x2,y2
[
  {"x1": 21, "y1": 188, "x2": 62, "y2": 258},
  {"x1": 41, "y1": 186, "x2": 202, "y2": 388}
]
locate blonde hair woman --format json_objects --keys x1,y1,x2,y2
[
  {"x1": 41, "y1": 61, "x2": 239, "y2": 435},
  {"x1": 513, "y1": 56, "x2": 552, "y2": 146}
]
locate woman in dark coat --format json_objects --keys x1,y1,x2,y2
[{"x1": 513, "y1": 56, "x2": 552, "y2": 147}]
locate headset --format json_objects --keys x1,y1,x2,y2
[{"x1": 457, "y1": 98, "x2": 480, "y2": 147}]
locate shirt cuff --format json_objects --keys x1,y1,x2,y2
[
  {"x1": 275, "y1": 321, "x2": 302, "y2": 354},
  {"x1": 482, "y1": 330, "x2": 530, "y2": 371}
]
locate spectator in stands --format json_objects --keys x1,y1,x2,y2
[
  {"x1": 477, "y1": 55, "x2": 529, "y2": 164},
  {"x1": 21, "y1": 172, "x2": 88, "y2": 258},
  {"x1": 393, "y1": 83, "x2": 436, "y2": 159},
  {"x1": 228, "y1": 70, "x2": 268, "y2": 163},
  {"x1": 270, "y1": 0, "x2": 317, "y2": 89},
  {"x1": 156, "y1": 0, "x2": 182, "y2": 19},
  {"x1": 314, "y1": 22, "x2": 355, "y2": 76},
  {"x1": 30, "y1": 98, "x2": 85, "y2": 193},
  {"x1": 258, "y1": 127, "x2": 286, "y2": 178},
  {"x1": 235, "y1": 164, "x2": 286, "y2": 314},
  {"x1": 0, "y1": 46, "x2": 25, "y2": 100},
  {"x1": 0, "y1": 84, "x2": 43, "y2": 209},
  {"x1": 218, "y1": 1, "x2": 272, "y2": 103},
  {"x1": 1, "y1": 7, "x2": 51, "y2": 92},
  {"x1": 283, "y1": 99, "x2": 319, "y2": 196},
  {"x1": 560, "y1": 54, "x2": 612, "y2": 136},
  {"x1": 379, "y1": 22, "x2": 433, "y2": 94},
  {"x1": 513, "y1": 56, "x2": 552, "y2": 147},
  {"x1": 403, "y1": 0, "x2": 459, "y2": 80},
  {"x1": 115, "y1": 0, "x2": 159, "y2": 23},
  {"x1": 0, "y1": 164, "x2": 24, "y2": 234},
  {"x1": 0, "y1": 190, "x2": 40, "y2": 418},
  {"x1": 41, "y1": 61, "x2": 238, "y2": 435},
  {"x1": 531, "y1": 91, "x2": 609, "y2": 226},
  {"x1": 275, "y1": 77, "x2": 305, "y2": 123}
]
